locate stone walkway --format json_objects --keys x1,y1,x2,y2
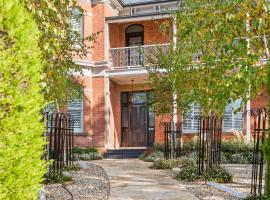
[{"x1": 91, "y1": 159, "x2": 198, "y2": 200}]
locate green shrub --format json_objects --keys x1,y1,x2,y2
[
  {"x1": 153, "y1": 143, "x2": 165, "y2": 152},
  {"x1": 244, "y1": 194, "x2": 267, "y2": 200},
  {"x1": 72, "y1": 147, "x2": 98, "y2": 154},
  {"x1": 144, "y1": 151, "x2": 164, "y2": 162},
  {"x1": 176, "y1": 160, "x2": 199, "y2": 182},
  {"x1": 73, "y1": 152, "x2": 102, "y2": 161},
  {"x1": 46, "y1": 173, "x2": 72, "y2": 184},
  {"x1": 64, "y1": 164, "x2": 80, "y2": 171},
  {"x1": 151, "y1": 159, "x2": 182, "y2": 169},
  {"x1": 182, "y1": 138, "x2": 198, "y2": 154},
  {"x1": 202, "y1": 166, "x2": 233, "y2": 183},
  {"x1": 221, "y1": 152, "x2": 253, "y2": 164},
  {"x1": 221, "y1": 137, "x2": 252, "y2": 154},
  {"x1": 0, "y1": 1, "x2": 47, "y2": 199}
]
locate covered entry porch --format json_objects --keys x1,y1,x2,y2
[{"x1": 105, "y1": 69, "x2": 166, "y2": 149}]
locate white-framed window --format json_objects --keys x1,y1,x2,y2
[
  {"x1": 67, "y1": 97, "x2": 84, "y2": 133},
  {"x1": 223, "y1": 99, "x2": 243, "y2": 132},
  {"x1": 183, "y1": 103, "x2": 200, "y2": 133},
  {"x1": 70, "y1": 7, "x2": 84, "y2": 42},
  {"x1": 182, "y1": 99, "x2": 244, "y2": 133}
]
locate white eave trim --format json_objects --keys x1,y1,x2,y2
[
  {"x1": 106, "y1": 13, "x2": 171, "y2": 23},
  {"x1": 73, "y1": 59, "x2": 110, "y2": 68},
  {"x1": 106, "y1": 68, "x2": 148, "y2": 76}
]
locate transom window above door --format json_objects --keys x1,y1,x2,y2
[{"x1": 125, "y1": 24, "x2": 144, "y2": 47}]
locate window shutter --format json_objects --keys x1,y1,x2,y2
[
  {"x1": 183, "y1": 103, "x2": 200, "y2": 132},
  {"x1": 68, "y1": 98, "x2": 83, "y2": 133},
  {"x1": 233, "y1": 99, "x2": 243, "y2": 130},
  {"x1": 224, "y1": 102, "x2": 233, "y2": 131},
  {"x1": 223, "y1": 99, "x2": 243, "y2": 131},
  {"x1": 70, "y1": 8, "x2": 83, "y2": 40}
]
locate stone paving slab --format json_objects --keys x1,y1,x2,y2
[{"x1": 91, "y1": 159, "x2": 198, "y2": 200}]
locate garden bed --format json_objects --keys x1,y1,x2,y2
[{"x1": 45, "y1": 162, "x2": 110, "y2": 200}]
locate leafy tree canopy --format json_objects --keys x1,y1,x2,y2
[
  {"x1": 148, "y1": 0, "x2": 269, "y2": 116},
  {"x1": 21, "y1": 0, "x2": 97, "y2": 108}
]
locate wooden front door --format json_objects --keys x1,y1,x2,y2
[
  {"x1": 129, "y1": 105, "x2": 147, "y2": 147},
  {"x1": 121, "y1": 92, "x2": 153, "y2": 147}
]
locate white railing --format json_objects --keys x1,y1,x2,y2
[{"x1": 108, "y1": 43, "x2": 170, "y2": 70}]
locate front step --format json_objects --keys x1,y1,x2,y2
[{"x1": 103, "y1": 148, "x2": 146, "y2": 159}]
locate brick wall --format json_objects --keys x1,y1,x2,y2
[
  {"x1": 109, "y1": 19, "x2": 172, "y2": 48},
  {"x1": 91, "y1": 77, "x2": 106, "y2": 147}
]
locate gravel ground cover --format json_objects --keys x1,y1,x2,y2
[
  {"x1": 45, "y1": 163, "x2": 110, "y2": 200},
  {"x1": 168, "y1": 170, "x2": 240, "y2": 200},
  {"x1": 222, "y1": 164, "x2": 265, "y2": 195}
]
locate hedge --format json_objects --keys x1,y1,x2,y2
[{"x1": 0, "y1": 1, "x2": 47, "y2": 199}]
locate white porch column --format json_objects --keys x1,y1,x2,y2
[{"x1": 105, "y1": 75, "x2": 111, "y2": 148}]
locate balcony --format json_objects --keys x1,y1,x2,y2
[{"x1": 108, "y1": 43, "x2": 169, "y2": 70}]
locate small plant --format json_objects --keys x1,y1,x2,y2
[
  {"x1": 153, "y1": 143, "x2": 165, "y2": 152},
  {"x1": 175, "y1": 157, "x2": 199, "y2": 182},
  {"x1": 46, "y1": 173, "x2": 72, "y2": 184},
  {"x1": 144, "y1": 151, "x2": 164, "y2": 162},
  {"x1": 72, "y1": 147, "x2": 98, "y2": 154},
  {"x1": 73, "y1": 152, "x2": 102, "y2": 161},
  {"x1": 151, "y1": 159, "x2": 181, "y2": 169},
  {"x1": 64, "y1": 164, "x2": 80, "y2": 171},
  {"x1": 244, "y1": 194, "x2": 267, "y2": 200},
  {"x1": 202, "y1": 166, "x2": 233, "y2": 183}
]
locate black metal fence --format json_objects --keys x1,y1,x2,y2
[
  {"x1": 43, "y1": 112, "x2": 74, "y2": 180},
  {"x1": 163, "y1": 122, "x2": 182, "y2": 159},
  {"x1": 195, "y1": 114, "x2": 223, "y2": 174},
  {"x1": 248, "y1": 108, "x2": 267, "y2": 197}
]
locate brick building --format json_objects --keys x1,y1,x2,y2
[{"x1": 68, "y1": 0, "x2": 267, "y2": 152}]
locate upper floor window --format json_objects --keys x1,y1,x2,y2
[
  {"x1": 125, "y1": 24, "x2": 144, "y2": 47},
  {"x1": 183, "y1": 99, "x2": 244, "y2": 132},
  {"x1": 68, "y1": 96, "x2": 84, "y2": 133},
  {"x1": 70, "y1": 7, "x2": 84, "y2": 41}
]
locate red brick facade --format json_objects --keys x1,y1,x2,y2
[{"x1": 72, "y1": 1, "x2": 268, "y2": 151}]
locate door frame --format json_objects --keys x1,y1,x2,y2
[{"x1": 120, "y1": 91, "x2": 154, "y2": 147}]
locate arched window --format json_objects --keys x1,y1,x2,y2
[{"x1": 125, "y1": 24, "x2": 144, "y2": 47}]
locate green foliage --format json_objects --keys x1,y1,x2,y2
[
  {"x1": 202, "y1": 167, "x2": 233, "y2": 183},
  {"x1": 176, "y1": 158, "x2": 199, "y2": 182},
  {"x1": 72, "y1": 147, "x2": 98, "y2": 154},
  {"x1": 21, "y1": 0, "x2": 98, "y2": 106},
  {"x1": 64, "y1": 164, "x2": 80, "y2": 171},
  {"x1": 244, "y1": 194, "x2": 267, "y2": 200},
  {"x1": 46, "y1": 173, "x2": 72, "y2": 184},
  {"x1": 151, "y1": 159, "x2": 182, "y2": 169},
  {"x1": 0, "y1": 1, "x2": 47, "y2": 199},
  {"x1": 148, "y1": 0, "x2": 268, "y2": 116},
  {"x1": 176, "y1": 158, "x2": 232, "y2": 183},
  {"x1": 221, "y1": 137, "x2": 253, "y2": 154},
  {"x1": 182, "y1": 139, "x2": 198, "y2": 154},
  {"x1": 72, "y1": 147, "x2": 101, "y2": 160},
  {"x1": 153, "y1": 143, "x2": 165, "y2": 152},
  {"x1": 144, "y1": 151, "x2": 164, "y2": 162},
  {"x1": 73, "y1": 152, "x2": 102, "y2": 161}
]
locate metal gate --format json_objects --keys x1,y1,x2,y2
[
  {"x1": 43, "y1": 112, "x2": 74, "y2": 180},
  {"x1": 249, "y1": 108, "x2": 267, "y2": 197},
  {"x1": 164, "y1": 122, "x2": 182, "y2": 159},
  {"x1": 196, "y1": 114, "x2": 223, "y2": 174}
]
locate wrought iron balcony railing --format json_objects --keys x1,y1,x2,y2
[{"x1": 109, "y1": 43, "x2": 170, "y2": 70}]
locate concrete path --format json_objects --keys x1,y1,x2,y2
[{"x1": 91, "y1": 159, "x2": 198, "y2": 200}]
